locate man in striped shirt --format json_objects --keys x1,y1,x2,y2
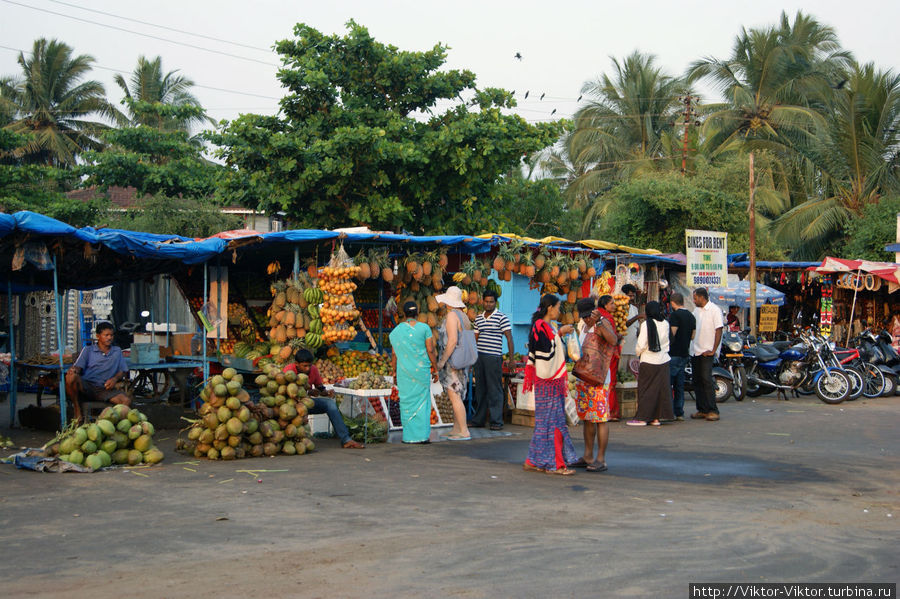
[{"x1": 470, "y1": 290, "x2": 514, "y2": 430}]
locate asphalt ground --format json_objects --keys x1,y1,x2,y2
[{"x1": 1, "y1": 391, "x2": 898, "y2": 598}]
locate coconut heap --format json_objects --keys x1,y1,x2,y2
[
  {"x1": 47, "y1": 405, "x2": 163, "y2": 470},
  {"x1": 179, "y1": 365, "x2": 315, "y2": 459}
]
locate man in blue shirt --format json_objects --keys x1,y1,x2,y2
[{"x1": 65, "y1": 321, "x2": 131, "y2": 422}]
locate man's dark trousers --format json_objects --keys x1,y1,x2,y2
[
  {"x1": 472, "y1": 352, "x2": 504, "y2": 427},
  {"x1": 691, "y1": 355, "x2": 719, "y2": 414}
]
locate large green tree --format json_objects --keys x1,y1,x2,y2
[
  {"x1": 81, "y1": 100, "x2": 222, "y2": 198},
  {"x1": 102, "y1": 194, "x2": 241, "y2": 237},
  {"x1": 210, "y1": 21, "x2": 562, "y2": 234},
  {"x1": 0, "y1": 38, "x2": 120, "y2": 168},
  {"x1": 115, "y1": 56, "x2": 212, "y2": 131}
]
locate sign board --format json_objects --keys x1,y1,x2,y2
[
  {"x1": 685, "y1": 229, "x2": 728, "y2": 287},
  {"x1": 758, "y1": 304, "x2": 779, "y2": 332}
]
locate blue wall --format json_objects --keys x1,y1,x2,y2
[{"x1": 494, "y1": 274, "x2": 542, "y2": 356}]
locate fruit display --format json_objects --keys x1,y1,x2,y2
[
  {"x1": 344, "y1": 372, "x2": 392, "y2": 391},
  {"x1": 612, "y1": 294, "x2": 631, "y2": 335},
  {"x1": 433, "y1": 389, "x2": 454, "y2": 423},
  {"x1": 317, "y1": 250, "x2": 361, "y2": 344},
  {"x1": 45, "y1": 405, "x2": 163, "y2": 469},
  {"x1": 314, "y1": 358, "x2": 344, "y2": 384},
  {"x1": 388, "y1": 387, "x2": 402, "y2": 426},
  {"x1": 179, "y1": 366, "x2": 315, "y2": 459},
  {"x1": 332, "y1": 350, "x2": 392, "y2": 379},
  {"x1": 342, "y1": 414, "x2": 388, "y2": 443}
]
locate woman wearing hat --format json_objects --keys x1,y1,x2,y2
[
  {"x1": 389, "y1": 301, "x2": 439, "y2": 443},
  {"x1": 435, "y1": 286, "x2": 473, "y2": 441}
]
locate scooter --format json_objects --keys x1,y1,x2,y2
[
  {"x1": 683, "y1": 360, "x2": 734, "y2": 404},
  {"x1": 719, "y1": 330, "x2": 747, "y2": 401}
]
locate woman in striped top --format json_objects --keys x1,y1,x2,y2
[{"x1": 522, "y1": 294, "x2": 579, "y2": 475}]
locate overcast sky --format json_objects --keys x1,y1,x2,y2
[{"x1": 2, "y1": 0, "x2": 899, "y2": 127}]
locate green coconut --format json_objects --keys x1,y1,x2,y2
[
  {"x1": 227, "y1": 435, "x2": 241, "y2": 447},
  {"x1": 247, "y1": 431, "x2": 263, "y2": 445},
  {"x1": 225, "y1": 417, "x2": 244, "y2": 436},
  {"x1": 250, "y1": 444, "x2": 264, "y2": 457},
  {"x1": 284, "y1": 370, "x2": 297, "y2": 383},
  {"x1": 263, "y1": 442, "x2": 279, "y2": 456},
  {"x1": 261, "y1": 395, "x2": 276, "y2": 408},
  {"x1": 216, "y1": 406, "x2": 232, "y2": 423},
  {"x1": 113, "y1": 403, "x2": 130, "y2": 420},
  {"x1": 84, "y1": 453, "x2": 103, "y2": 470},
  {"x1": 232, "y1": 374, "x2": 243, "y2": 386},
  {"x1": 112, "y1": 431, "x2": 128, "y2": 449},
  {"x1": 133, "y1": 434, "x2": 153, "y2": 452},
  {"x1": 286, "y1": 383, "x2": 299, "y2": 399},
  {"x1": 214, "y1": 424, "x2": 229, "y2": 441},
  {"x1": 206, "y1": 447, "x2": 220, "y2": 460},
  {"x1": 302, "y1": 397, "x2": 314, "y2": 410},
  {"x1": 100, "y1": 439, "x2": 118, "y2": 455},
  {"x1": 73, "y1": 427, "x2": 88, "y2": 446},
  {"x1": 245, "y1": 419, "x2": 259, "y2": 434},
  {"x1": 96, "y1": 449, "x2": 112, "y2": 468},
  {"x1": 81, "y1": 440, "x2": 97, "y2": 454},
  {"x1": 225, "y1": 395, "x2": 241, "y2": 410},
  {"x1": 86, "y1": 423, "x2": 102, "y2": 442},
  {"x1": 188, "y1": 427, "x2": 202, "y2": 441},
  {"x1": 234, "y1": 447, "x2": 246, "y2": 459},
  {"x1": 226, "y1": 381, "x2": 241, "y2": 397},
  {"x1": 140, "y1": 421, "x2": 155, "y2": 436},
  {"x1": 255, "y1": 374, "x2": 269, "y2": 387},
  {"x1": 143, "y1": 447, "x2": 164, "y2": 464},
  {"x1": 214, "y1": 383, "x2": 228, "y2": 398},
  {"x1": 281, "y1": 440, "x2": 296, "y2": 455},
  {"x1": 202, "y1": 413, "x2": 218, "y2": 430},
  {"x1": 117, "y1": 418, "x2": 133, "y2": 433},
  {"x1": 237, "y1": 406, "x2": 250, "y2": 423},
  {"x1": 98, "y1": 406, "x2": 117, "y2": 423},
  {"x1": 59, "y1": 437, "x2": 77, "y2": 455},
  {"x1": 296, "y1": 373, "x2": 309, "y2": 387},
  {"x1": 295, "y1": 442, "x2": 307, "y2": 455},
  {"x1": 112, "y1": 448, "x2": 130, "y2": 464},
  {"x1": 127, "y1": 449, "x2": 143, "y2": 465},
  {"x1": 220, "y1": 446, "x2": 236, "y2": 460},
  {"x1": 284, "y1": 424, "x2": 298, "y2": 439},
  {"x1": 271, "y1": 430, "x2": 285, "y2": 444},
  {"x1": 211, "y1": 374, "x2": 225, "y2": 387},
  {"x1": 199, "y1": 429, "x2": 214, "y2": 445},
  {"x1": 128, "y1": 424, "x2": 142, "y2": 440},
  {"x1": 67, "y1": 449, "x2": 84, "y2": 465},
  {"x1": 127, "y1": 409, "x2": 141, "y2": 424},
  {"x1": 279, "y1": 402, "x2": 297, "y2": 420},
  {"x1": 303, "y1": 438, "x2": 315, "y2": 452},
  {"x1": 96, "y1": 419, "x2": 116, "y2": 437},
  {"x1": 222, "y1": 367, "x2": 237, "y2": 381}
]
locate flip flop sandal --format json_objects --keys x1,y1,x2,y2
[
  {"x1": 523, "y1": 462, "x2": 545, "y2": 473},
  {"x1": 546, "y1": 468, "x2": 575, "y2": 476},
  {"x1": 446, "y1": 435, "x2": 471, "y2": 441},
  {"x1": 586, "y1": 462, "x2": 608, "y2": 472},
  {"x1": 570, "y1": 457, "x2": 590, "y2": 468}
]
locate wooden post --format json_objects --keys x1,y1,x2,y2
[{"x1": 749, "y1": 152, "x2": 757, "y2": 337}]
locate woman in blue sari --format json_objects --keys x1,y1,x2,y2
[{"x1": 390, "y1": 301, "x2": 439, "y2": 443}]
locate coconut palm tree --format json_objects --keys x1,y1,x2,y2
[
  {"x1": 560, "y1": 51, "x2": 687, "y2": 235},
  {"x1": 114, "y1": 56, "x2": 213, "y2": 131},
  {"x1": 687, "y1": 11, "x2": 851, "y2": 159},
  {"x1": 771, "y1": 63, "x2": 900, "y2": 258},
  {"x1": 1, "y1": 38, "x2": 120, "y2": 168}
]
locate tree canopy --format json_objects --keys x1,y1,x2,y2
[{"x1": 210, "y1": 21, "x2": 563, "y2": 234}]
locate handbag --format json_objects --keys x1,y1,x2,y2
[
  {"x1": 573, "y1": 321, "x2": 614, "y2": 387},
  {"x1": 448, "y1": 310, "x2": 478, "y2": 369}
]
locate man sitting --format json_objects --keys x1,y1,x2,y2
[
  {"x1": 65, "y1": 322, "x2": 131, "y2": 422},
  {"x1": 283, "y1": 349, "x2": 364, "y2": 449}
]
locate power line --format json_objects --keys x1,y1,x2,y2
[
  {"x1": 0, "y1": 44, "x2": 281, "y2": 101},
  {"x1": 44, "y1": 0, "x2": 272, "y2": 53},
  {"x1": 1, "y1": 0, "x2": 279, "y2": 67}
]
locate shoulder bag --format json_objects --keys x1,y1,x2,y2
[
  {"x1": 573, "y1": 318, "x2": 615, "y2": 386},
  {"x1": 449, "y1": 309, "x2": 478, "y2": 369}
]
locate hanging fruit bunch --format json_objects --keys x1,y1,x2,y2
[
  {"x1": 593, "y1": 270, "x2": 614, "y2": 296},
  {"x1": 318, "y1": 243, "x2": 361, "y2": 344},
  {"x1": 612, "y1": 293, "x2": 631, "y2": 335}
]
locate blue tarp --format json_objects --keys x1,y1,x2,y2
[
  {"x1": 707, "y1": 280, "x2": 786, "y2": 308},
  {"x1": 727, "y1": 253, "x2": 818, "y2": 269}
]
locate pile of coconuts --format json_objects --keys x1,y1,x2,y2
[{"x1": 178, "y1": 365, "x2": 315, "y2": 460}]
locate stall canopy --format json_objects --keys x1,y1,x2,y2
[
  {"x1": 706, "y1": 280, "x2": 786, "y2": 308},
  {"x1": 813, "y1": 256, "x2": 900, "y2": 290},
  {"x1": 727, "y1": 253, "x2": 819, "y2": 270}
]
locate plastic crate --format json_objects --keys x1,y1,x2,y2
[{"x1": 130, "y1": 343, "x2": 160, "y2": 364}]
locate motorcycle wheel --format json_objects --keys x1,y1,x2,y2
[
  {"x1": 815, "y1": 370, "x2": 849, "y2": 404},
  {"x1": 843, "y1": 367, "x2": 863, "y2": 401},
  {"x1": 860, "y1": 363, "x2": 885, "y2": 398},
  {"x1": 714, "y1": 375, "x2": 733, "y2": 403},
  {"x1": 881, "y1": 374, "x2": 896, "y2": 397},
  {"x1": 732, "y1": 366, "x2": 747, "y2": 401}
]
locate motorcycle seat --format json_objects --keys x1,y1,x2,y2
[
  {"x1": 749, "y1": 345, "x2": 781, "y2": 362},
  {"x1": 771, "y1": 341, "x2": 792, "y2": 351}
]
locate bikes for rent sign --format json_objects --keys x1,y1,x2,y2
[{"x1": 685, "y1": 229, "x2": 728, "y2": 287}]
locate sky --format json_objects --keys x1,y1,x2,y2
[{"x1": 2, "y1": 0, "x2": 900, "y2": 128}]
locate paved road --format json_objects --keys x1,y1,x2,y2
[{"x1": 1, "y1": 393, "x2": 898, "y2": 598}]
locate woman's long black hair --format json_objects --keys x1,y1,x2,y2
[
  {"x1": 531, "y1": 294, "x2": 560, "y2": 326},
  {"x1": 645, "y1": 300, "x2": 665, "y2": 352}
]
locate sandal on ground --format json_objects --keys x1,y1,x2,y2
[
  {"x1": 444, "y1": 434, "x2": 471, "y2": 441},
  {"x1": 570, "y1": 457, "x2": 590, "y2": 468},
  {"x1": 586, "y1": 461, "x2": 608, "y2": 472},
  {"x1": 545, "y1": 467, "x2": 575, "y2": 476},
  {"x1": 342, "y1": 440, "x2": 365, "y2": 449},
  {"x1": 523, "y1": 462, "x2": 545, "y2": 473},
  {"x1": 626, "y1": 420, "x2": 647, "y2": 426},
  {"x1": 649, "y1": 420, "x2": 661, "y2": 426}
]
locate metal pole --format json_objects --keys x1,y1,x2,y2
[
  {"x1": 202, "y1": 261, "x2": 209, "y2": 383},
  {"x1": 378, "y1": 281, "x2": 384, "y2": 352},
  {"x1": 8, "y1": 281, "x2": 17, "y2": 427},
  {"x1": 847, "y1": 272, "x2": 861, "y2": 346},
  {"x1": 165, "y1": 276, "x2": 171, "y2": 348},
  {"x1": 215, "y1": 256, "x2": 221, "y2": 355},
  {"x1": 293, "y1": 245, "x2": 300, "y2": 281},
  {"x1": 52, "y1": 256, "x2": 67, "y2": 428},
  {"x1": 149, "y1": 277, "x2": 155, "y2": 341},
  {"x1": 749, "y1": 152, "x2": 758, "y2": 337}
]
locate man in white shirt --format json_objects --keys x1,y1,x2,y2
[{"x1": 691, "y1": 287, "x2": 724, "y2": 421}]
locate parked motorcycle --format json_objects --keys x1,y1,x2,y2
[
  {"x1": 850, "y1": 329, "x2": 900, "y2": 396},
  {"x1": 744, "y1": 328, "x2": 850, "y2": 404},
  {"x1": 683, "y1": 360, "x2": 734, "y2": 404},
  {"x1": 719, "y1": 330, "x2": 747, "y2": 401},
  {"x1": 831, "y1": 340, "x2": 885, "y2": 399}
]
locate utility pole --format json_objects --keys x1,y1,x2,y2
[
  {"x1": 749, "y1": 152, "x2": 757, "y2": 336},
  {"x1": 681, "y1": 95, "x2": 693, "y2": 176}
]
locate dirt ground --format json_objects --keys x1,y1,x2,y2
[{"x1": 1, "y1": 392, "x2": 898, "y2": 598}]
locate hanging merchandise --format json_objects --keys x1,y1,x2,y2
[
  {"x1": 820, "y1": 275, "x2": 833, "y2": 336},
  {"x1": 317, "y1": 243, "x2": 361, "y2": 344}
]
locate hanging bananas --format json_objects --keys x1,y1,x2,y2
[{"x1": 266, "y1": 260, "x2": 281, "y2": 275}]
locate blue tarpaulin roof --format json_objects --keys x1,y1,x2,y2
[{"x1": 727, "y1": 253, "x2": 818, "y2": 269}]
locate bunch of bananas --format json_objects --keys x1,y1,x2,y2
[
  {"x1": 452, "y1": 272, "x2": 467, "y2": 284},
  {"x1": 303, "y1": 287, "x2": 324, "y2": 305},
  {"x1": 266, "y1": 260, "x2": 281, "y2": 275}
]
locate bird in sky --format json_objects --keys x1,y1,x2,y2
[
  {"x1": 514, "y1": 52, "x2": 523, "y2": 61},
  {"x1": 577, "y1": 94, "x2": 583, "y2": 102},
  {"x1": 524, "y1": 91, "x2": 529, "y2": 99},
  {"x1": 540, "y1": 93, "x2": 545, "y2": 101},
  {"x1": 550, "y1": 109, "x2": 557, "y2": 116}
]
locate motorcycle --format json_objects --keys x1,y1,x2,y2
[
  {"x1": 831, "y1": 339, "x2": 885, "y2": 399},
  {"x1": 719, "y1": 330, "x2": 747, "y2": 402},
  {"x1": 744, "y1": 328, "x2": 850, "y2": 404},
  {"x1": 683, "y1": 359, "x2": 734, "y2": 404},
  {"x1": 850, "y1": 329, "x2": 900, "y2": 396}
]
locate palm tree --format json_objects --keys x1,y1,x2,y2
[
  {"x1": 687, "y1": 11, "x2": 851, "y2": 158},
  {"x1": 771, "y1": 62, "x2": 900, "y2": 258},
  {"x1": 561, "y1": 51, "x2": 687, "y2": 235},
  {"x1": 1, "y1": 38, "x2": 120, "y2": 168},
  {"x1": 114, "y1": 56, "x2": 212, "y2": 131}
]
